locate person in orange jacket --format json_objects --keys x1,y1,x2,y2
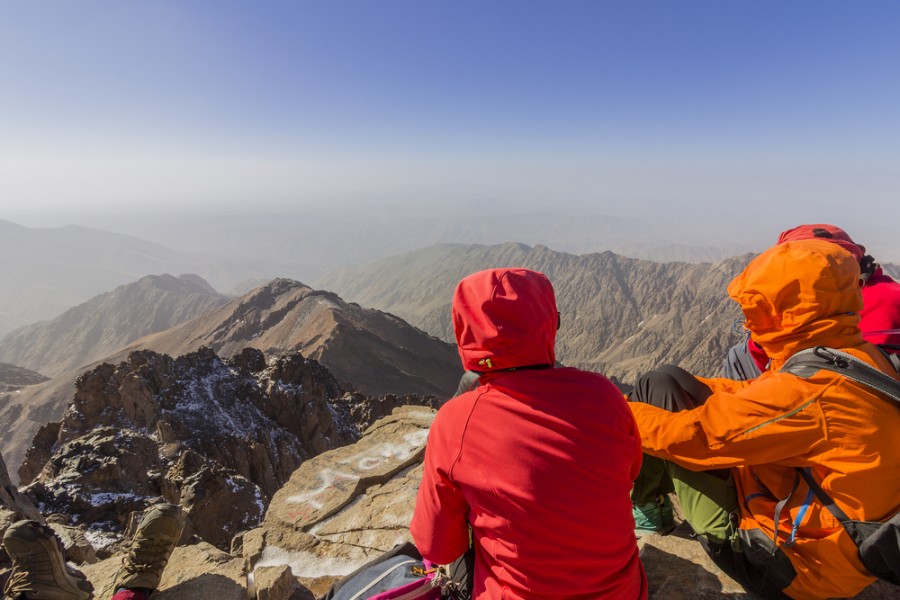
[
  {"x1": 412, "y1": 268, "x2": 647, "y2": 599},
  {"x1": 723, "y1": 223, "x2": 900, "y2": 379},
  {"x1": 630, "y1": 238, "x2": 900, "y2": 599}
]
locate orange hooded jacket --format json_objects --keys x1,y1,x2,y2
[{"x1": 630, "y1": 239, "x2": 900, "y2": 599}]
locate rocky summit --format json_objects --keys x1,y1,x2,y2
[
  {"x1": 4, "y1": 407, "x2": 895, "y2": 599},
  {"x1": 13, "y1": 347, "x2": 436, "y2": 555}
]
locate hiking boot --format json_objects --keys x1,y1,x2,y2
[
  {"x1": 633, "y1": 494, "x2": 676, "y2": 537},
  {"x1": 112, "y1": 503, "x2": 185, "y2": 593},
  {"x1": 2, "y1": 520, "x2": 93, "y2": 600}
]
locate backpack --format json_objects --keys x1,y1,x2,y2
[
  {"x1": 781, "y1": 346, "x2": 900, "y2": 585},
  {"x1": 323, "y1": 542, "x2": 472, "y2": 600}
]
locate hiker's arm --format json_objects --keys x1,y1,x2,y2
[
  {"x1": 410, "y1": 433, "x2": 471, "y2": 564},
  {"x1": 630, "y1": 375, "x2": 826, "y2": 470},
  {"x1": 696, "y1": 374, "x2": 753, "y2": 395}
]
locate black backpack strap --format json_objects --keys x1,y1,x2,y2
[
  {"x1": 795, "y1": 467, "x2": 851, "y2": 524},
  {"x1": 881, "y1": 347, "x2": 900, "y2": 374},
  {"x1": 771, "y1": 470, "x2": 802, "y2": 551},
  {"x1": 781, "y1": 346, "x2": 900, "y2": 405}
]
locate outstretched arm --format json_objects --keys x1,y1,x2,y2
[{"x1": 410, "y1": 433, "x2": 471, "y2": 564}]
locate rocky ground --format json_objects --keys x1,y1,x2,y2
[{"x1": 2, "y1": 406, "x2": 896, "y2": 599}]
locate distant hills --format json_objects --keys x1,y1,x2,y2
[
  {"x1": 0, "y1": 219, "x2": 308, "y2": 337},
  {"x1": 0, "y1": 363, "x2": 48, "y2": 393},
  {"x1": 317, "y1": 243, "x2": 900, "y2": 384},
  {"x1": 0, "y1": 220, "x2": 223, "y2": 336},
  {"x1": 0, "y1": 274, "x2": 230, "y2": 378},
  {"x1": 0, "y1": 211, "x2": 771, "y2": 337}
]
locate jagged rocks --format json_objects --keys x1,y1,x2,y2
[
  {"x1": 330, "y1": 391, "x2": 440, "y2": 435},
  {"x1": 18, "y1": 347, "x2": 357, "y2": 552}
]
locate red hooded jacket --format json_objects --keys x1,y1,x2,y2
[
  {"x1": 858, "y1": 268, "x2": 900, "y2": 349},
  {"x1": 411, "y1": 268, "x2": 647, "y2": 599}
]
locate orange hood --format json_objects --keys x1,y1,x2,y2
[
  {"x1": 451, "y1": 268, "x2": 557, "y2": 372},
  {"x1": 727, "y1": 239, "x2": 864, "y2": 367}
]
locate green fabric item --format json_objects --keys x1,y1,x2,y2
[
  {"x1": 630, "y1": 453, "x2": 675, "y2": 504},
  {"x1": 669, "y1": 463, "x2": 738, "y2": 545},
  {"x1": 633, "y1": 495, "x2": 675, "y2": 536},
  {"x1": 632, "y1": 453, "x2": 738, "y2": 545}
]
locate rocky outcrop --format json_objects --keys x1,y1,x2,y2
[
  {"x1": 18, "y1": 347, "x2": 354, "y2": 551},
  {"x1": 243, "y1": 406, "x2": 434, "y2": 596},
  {"x1": 17, "y1": 347, "x2": 438, "y2": 556}
]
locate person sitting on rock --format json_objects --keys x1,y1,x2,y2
[
  {"x1": 411, "y1": 268, "x2": 647, "y2": 599},
  {"x1": 630, "y1": 239, "x2": 900, "y2": 599},
  {"x1": 723, "y1": 223, "x2": 900, "y2": 380},
  {"x1": 3, "y1": 502, "x2": 185, "y2": 600}
]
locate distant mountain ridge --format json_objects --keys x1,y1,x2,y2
[
  {"x1": 317, "y1": 242, "x2": 755, "y2": 383},
  {"x1": 317, "y1": 244, "x2": 900, "y2": 384},
  {"x1": 0, "y1": 274, "x2": 230, "y2": 378},
  {"x1": 118, "y1": 278, "x2": 460, "y2": 398},
  {"x1": 0, "y1": 220, "x2": 306, "y2": 337},
  {"x1": 0, "y1": 278, "x2": 460, "y2": 479},
  {"x1": 0, "y1": 363, "x2": 48, "y2": 393}
]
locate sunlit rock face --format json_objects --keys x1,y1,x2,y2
[{"x1": 18, "y1": 347, "x2": 352, "y2": 552}]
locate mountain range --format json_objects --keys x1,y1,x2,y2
[
  {"x1": 0, "y1": 213, "x2": 775, "y2": 338},
  {"x1": 317, "y1": 242, "x2": 757, "y2": 383},
  {"x1": 0, "y1": 276, "x2": 460, "y2": 479}
]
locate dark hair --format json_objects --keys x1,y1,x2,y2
[{"x1": 859, "y1": 253, "x2": 878, "y2": 281}]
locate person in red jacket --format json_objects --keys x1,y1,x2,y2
[
  {"x1": 411, "y1": 268, "x2": 647, "y2": 599},
  {"x1": 723, "y1": 224, "x2": 900, "y2": 379}
]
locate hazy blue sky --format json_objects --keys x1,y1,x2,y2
[{"x1": 1, "y1": 1, "x2": 899, "y2": 249}]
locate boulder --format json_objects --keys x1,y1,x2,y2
[
  {"x1": 249, "y1": 406, "x2": 434, "y2": 596},
  {"x1": 81, "y1": 542, "x2": 248, "y2": 600}
]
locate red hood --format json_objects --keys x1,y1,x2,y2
[{"x1": 451, "y1": 268, "x2": 557, "y2": 372}]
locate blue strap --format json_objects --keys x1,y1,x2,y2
[{"x1": 787, "y1": 468, "x2": 816, "y2": 546}]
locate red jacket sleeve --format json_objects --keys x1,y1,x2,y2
[{"x1": 410, "y1": 423, "x2": 471, "y2": 564}]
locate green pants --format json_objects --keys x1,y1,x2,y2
[{"x1": 632, "y1": 453, "x2": 738, "y2": 544}]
